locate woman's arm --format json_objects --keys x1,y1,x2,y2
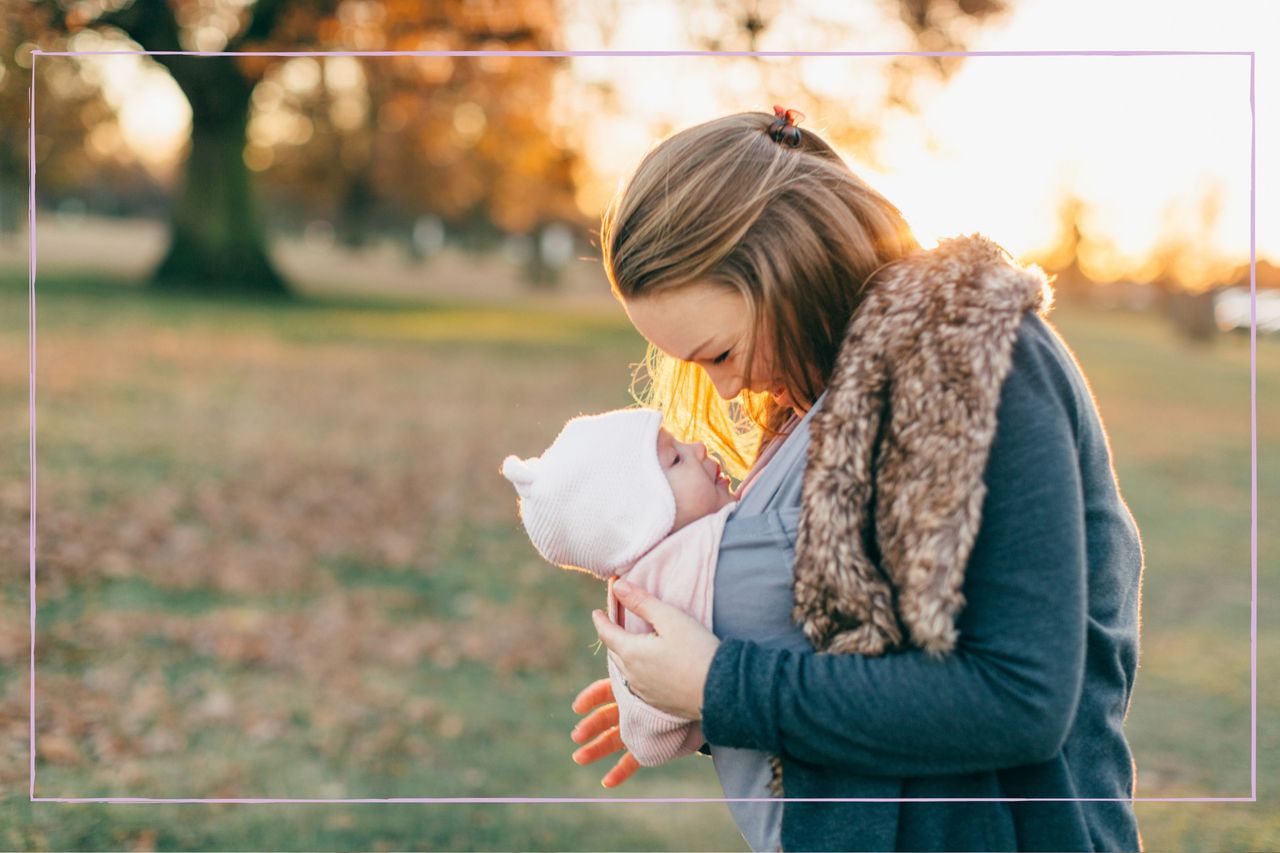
[{"x1": 700, "y1": 328, "x2": 1090, "y2": 777}]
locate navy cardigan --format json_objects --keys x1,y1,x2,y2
[{"x1": 699, "y1": 313, "x2": 1145, "y2": 852}]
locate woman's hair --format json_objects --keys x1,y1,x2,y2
[{"x1": 600, "y1": 110, "x2": 921, "y2": 479}]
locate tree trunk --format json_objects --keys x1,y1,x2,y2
[
  {"x1": 0, "y1": 134, "x2": 18, "y2": 236},
  {"x1": 152, "y1": 60, "x2": 288, "y2": 297},
  {"x1": 1168, "y1": 287, "x2": 1219, "y2": 343}
]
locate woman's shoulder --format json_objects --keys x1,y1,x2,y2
[
  {"x1": 999, "y1": 311, "x2": 1090, "y2": 444},
  {"x1": 1009, "y1": 311, "x2": 1080, "y2": 389}
]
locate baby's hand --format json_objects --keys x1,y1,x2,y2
[{"x1": 570, "y1": 677, "x2": 641, "y2": 788}]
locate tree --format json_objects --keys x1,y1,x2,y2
[
  {"x1": 571, "y1": 0, "x2": 1009, "y2": 162},
  {"x1": 547, "y1": 0, "x2": 1010, "y2": 235},
  {"x1": 42, "y1": 0, "x2": 310, "y2": 295},
  {"x1": 1150, "y1": 186, "x2": 1232, "y2": 343},
  {"x1": 0, "y1": 4, "x2": 122, "y2": 236},
  {"x1": 40, "y1": 0, "x2": 575, "y2": 297},
  {"x1": 1036, "y1": 193, "x2": 1094, "y2": 304},
  {"x1": 256, "y1": 40, "x2": 581, "y2": 253}
]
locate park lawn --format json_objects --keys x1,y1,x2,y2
[{"x1": 0, "y1": 271, "x2": 1275, "y2": 851}]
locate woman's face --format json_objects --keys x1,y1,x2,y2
[{"x1": 623, "y1": 284, "x2": 797, "y2": 411}]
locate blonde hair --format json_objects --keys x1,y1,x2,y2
[{"x1": 601, "y1": 111, "x2": 920, "y2": 479}]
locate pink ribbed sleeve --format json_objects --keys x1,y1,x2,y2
[{"x1": 603, "y1": 502, "x2": 735, "y2": 767}]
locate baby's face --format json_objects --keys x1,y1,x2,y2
[{"x1": 657, "y1": 428, "x2": 735, "y2": 533}]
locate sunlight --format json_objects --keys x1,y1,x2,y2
[
  {"x1": 76, "y1": 0, "x2": 1273, "y2": 275},
  {"x1": 866, "y1": 52, "x2": 1252, "y2": 279},
  {"x1": 79, "y1": 46, "x2": 191, "y2": 172}
]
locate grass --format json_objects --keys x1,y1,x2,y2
[{"x1": 0, "y1": 271, "x2": 1276, "y2": 850}]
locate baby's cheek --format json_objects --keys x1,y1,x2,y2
[
  {"x1": 694, "y1": 481, "x2": 721, "y2": 517},
  {"x1": 667, "y1": 481, "x2": 695, "y2": 532}
]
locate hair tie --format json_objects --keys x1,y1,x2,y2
[{"x1": 769, "y1": 104, "x2": 805, "y2": 148}]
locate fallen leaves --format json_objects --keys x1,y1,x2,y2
[
  {"x1": 0, "y1": 299, "x2": 636, "y2": 799},
  {"x1": 38, "y1": 734, "x2": 83, "y2": 766}
]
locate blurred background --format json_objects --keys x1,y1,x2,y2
[{"x1": 0, "y1": 0, "x2": 1276, "y2": 849}]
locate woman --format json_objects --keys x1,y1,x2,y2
[{"x1": 572, "y1": 108, "x2": 1144, "y2": 852}]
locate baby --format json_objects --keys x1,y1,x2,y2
[{"x1": 501, "y1": 408, "x2": 736, "y2": 767}]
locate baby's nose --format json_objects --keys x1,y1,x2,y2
[{"x1": 687, "y1": 441, "x2": 708, "y2": 460}]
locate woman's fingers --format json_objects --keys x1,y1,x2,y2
[{"x1": 571, "y1": 677, "x2": 614, "y2": 715}]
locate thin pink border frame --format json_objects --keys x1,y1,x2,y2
[{"x1": 26, "y1": 48, "x2": 1259, "y2": 806}]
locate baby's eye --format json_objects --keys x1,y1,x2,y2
[{"x1": 711, "y1": 349, "x2": 731, "y2": 366}]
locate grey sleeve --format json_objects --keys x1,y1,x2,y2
[{"x1": 698, "y1": 332, "x2": 1090, "y2": 777}]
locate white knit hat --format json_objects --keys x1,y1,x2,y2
[{"x1": 501, "y1": 409, "x2": 676, "y2": 574}]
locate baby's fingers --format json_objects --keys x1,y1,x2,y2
[
  {"x1": 602, "y1": 751, "x2": 641, "y2": 788},
  {"x1": 571, "y1": 723, "x2": 625, "y2": 766},
  {"x1": 571, "y1": 702, "x2": 619, "y2": 745},
  {"x1": 571, "y1": 677, "x2": 614, "y2": 715}
]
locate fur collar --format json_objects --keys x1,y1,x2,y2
[{"x1": 791, "y1": 234, "x2": 1054, "y2": 657}]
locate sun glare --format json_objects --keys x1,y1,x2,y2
[
  {"x1": 62, "y1": 0, "x2": 1272, "y2": 275},
  {"x1": 79, "y1": 48, "x2": 191, "y2": 173}
]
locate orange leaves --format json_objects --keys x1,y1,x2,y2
[
  {"x1": 39, "y1": 734, "x2": 84, "y2": 766},
  {"x1": 0, "y1": 286, "x2": 644, "y2": 800}
]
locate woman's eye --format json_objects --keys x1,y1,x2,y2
[{"x1": 711, "y1": 349, "x2": 731, "y2": 366}]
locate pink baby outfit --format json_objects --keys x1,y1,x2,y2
[
  {"x1": 600, "y1": 425, "x2": 792, "y2": 766},
  {"x1": 601, "y1": 501, "x2": 737, "y2": 766},
  {"x1": 501, "y1": 408, "x2": 756, "y2": 768}
]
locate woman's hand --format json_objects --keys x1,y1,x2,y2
[
  {"x1": 570, "y1": 678, "x2": 641, "y2": 788},
  {"x1": 591, "y1": 579, "x2": 721, "y2": 721}
]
